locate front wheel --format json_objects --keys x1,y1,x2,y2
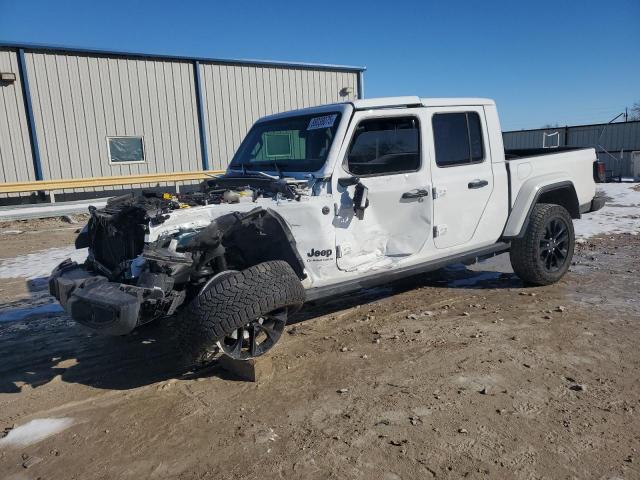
[
  {"x1": 177, "y1": 261, "x2": 305, "y2": 366},
  {"x1": 509, "y1": 203, "x2": 575, "y2": 286}
]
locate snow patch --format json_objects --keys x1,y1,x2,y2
[
  {"x1": 0, "y1": 418, "x2": 74, "y2": 448},
  {"x1": 574, "y1": 183, "x2": 640, "y2": 239},
  {"x1": 0, "y1": 199, "x2": 106, "y2": 221},
  {"x1": 0, "y1": 246, "x2": 87, "y2": 280},
  {"x1": 0, "y1": 303, "x2": 64, "y2": 323}
]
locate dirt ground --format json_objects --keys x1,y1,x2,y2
[{"x1": 0, "y1": 218, "x2": 639, "y2": 479}]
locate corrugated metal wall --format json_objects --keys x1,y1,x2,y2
[
  {"x1": 199, "y1": 63, "x2": 358, "y2": 169},
  {"x1": 24, "y1": 51, "x2": 202, "y2": 191},
  {"x1": 503, "y1": 121, "x2": 640, "y2": 151},
  {"x1": 567, "y1": 122, "x2": 640, "y2": 151},
  {"x1": 503, "y1": 128, "x2": 567, "y2": 149},
  {"x1": 0, "y1": 48, "x2": 34, "y2": 184},
  {"x1": 503, "y1": 121, "x2": 640, "y2": 178},
  {"x1": 597, "y1": 151, "x2": 634, "y2": 177},
  {"x1": 0, "y1": 45, "x2": 363, "y2": 201}
]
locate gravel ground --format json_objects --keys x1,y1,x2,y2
[{"x1": 0, "y1": 197, "x2": 639, "y2": 479}]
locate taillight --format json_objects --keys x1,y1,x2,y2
[{"x1": 593, "y1": 161, "x2": 606, "y2": 182}]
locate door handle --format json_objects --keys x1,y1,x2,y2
[
  {"x1": 401, "y1": 188, "x2": 430, "y2": 199},
  {"x1": 468, "y1": 179, "x2": 488, "y2": 189}
]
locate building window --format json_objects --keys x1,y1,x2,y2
[
  {"x1": 432, "y1": 112, "x2": 484, "y2": 167},
  {"x1": 346, "y1": 116, "x2": 420, "y2": 176},
  {"x1": 107, "y1": 136, "x2": 145, "y2": 163}
]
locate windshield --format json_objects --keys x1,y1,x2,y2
[{"x1": 229, "y1": 112, "x2": 342, "y2": 172}]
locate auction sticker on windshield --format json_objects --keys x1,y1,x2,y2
[{"x1": 308, "y1": 114, "x2": 337, "y2": 130}]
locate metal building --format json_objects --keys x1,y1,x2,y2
[
  {"x1": 0, "y1": 43, "x2": 364, "y2": 203},
  {"x1": 503, "y1": 120, "x2": 640, "y2": 179}
]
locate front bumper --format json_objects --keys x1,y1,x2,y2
[
  {"x1": 49, "y1": 260, "x2": 142, "y2": 335},
  {"x1": 580, "y1": 194, "x2": 606, "y2": 214}
]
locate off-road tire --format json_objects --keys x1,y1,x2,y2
[
  {"x1": 177, "y1": 261, "x2": 305, "y2": 367},
  {"x1": 509, "y1": 203, "x2": 575, "y2": 286}
]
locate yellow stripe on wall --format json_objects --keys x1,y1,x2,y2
[{"x1": 0, "y1": 170, "x2": 225, "y2": 194}]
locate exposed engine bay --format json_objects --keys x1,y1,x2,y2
[{"x1": 49, "y1": 175, "x2": 309, "y2": 335}]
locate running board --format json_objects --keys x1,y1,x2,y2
[{"x1": 305, "y1": 242, "x2": 510, "y2": 302}]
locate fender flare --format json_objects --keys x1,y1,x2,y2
[
  {"x1": 502, "y1": 176, "x2": 578, "y2": 239},
  {"x1": 187, "y1": 207, "x2": 307, "y2": 280}
]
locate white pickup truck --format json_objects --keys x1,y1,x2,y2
[{"x1": 49, "y1": 96, "x2": 604, "y2": 364}]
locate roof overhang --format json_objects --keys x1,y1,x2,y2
[{"x1": 0, "y1": 41, "x2": 366, "y2": 73}]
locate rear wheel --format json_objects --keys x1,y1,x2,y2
[
  {"x1": 177, "y1": 261, "x2": 305, "y2": 366},
  {"x1": 510, "y1": 203, "x2": 574, "y2": 286}
]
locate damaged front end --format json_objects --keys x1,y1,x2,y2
[
  {"x1": 49, "y1": 262, "x2": 172, "y2": 335},
  {"x1": 50, "y1": 187, "x2": 305, "y2": 335}
]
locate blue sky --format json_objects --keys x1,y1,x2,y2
[{"x1": 1, "y1": 0, "x2": 638, "y2": 130}]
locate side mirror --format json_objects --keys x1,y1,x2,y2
[
  {"x1": 338, "y1": 176, "x2": 360, "y2": 187},
  {"x1": 352, "y1": 182, "x2": 369, "y2": 219}
]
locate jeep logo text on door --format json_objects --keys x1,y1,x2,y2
[{"x1": 306, "y1": 248, "x2": 333, "y2": 261}]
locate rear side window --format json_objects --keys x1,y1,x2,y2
[
  {"x1": 432, "y1": 112, "x2": 484, "y2": 167},
  {"x1": 346, "y1": 117, "x2": 420, "y2": 176}
]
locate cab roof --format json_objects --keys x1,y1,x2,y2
[
  {"x1": 257, "y1": 96, "x2": 496, "y2": 123},
  {"x1": 351, "y1": 96, "x2": 495, "y2": 110}
]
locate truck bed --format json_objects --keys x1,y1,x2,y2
[
  {"x1": 505, "y1": 147, "x2": 597, "y2": 212},
  {"x1": 504, "y1": 146, "x2": 586, "y2": 160}
]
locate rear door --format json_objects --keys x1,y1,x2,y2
[
  {"x1": 426, "y1": 107, "x2": 494, "y2": 249},
  {"x1": 333, "y1": 109, "x2": 432, "y2": 272}
]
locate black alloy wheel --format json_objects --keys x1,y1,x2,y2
[
  {"x1": 539, "y1": 217, "x2": 570, "y2": 272},
  {"x1": 218, "y1": 308, "x2": 288, "y2": 360}
]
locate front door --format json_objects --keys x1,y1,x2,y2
[
  {"x1": 333, "y1": 110, "x2": 432, "y2": 272},
  {"x1": 426, "y1": 107, "x2": 494, "y2": 249}
]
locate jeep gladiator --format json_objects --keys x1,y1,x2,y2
[{"x1": 49, "y1": 96, "x2": 605, "y2": 363}]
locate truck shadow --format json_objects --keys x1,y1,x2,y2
[
  {"x1": 295, "y1": 264, "x2": 522, "y2": 324},
  {"x1": 0, "y1": 264, "x2": 522, "y2": 393},
  {"x1": 0, "y1": 313, "x2": 181, "y2": 393}
]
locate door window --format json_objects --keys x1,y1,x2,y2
[
  {"x1": 432, "y1": 112, "x2": 484, "y2": 167},
  {"x1": 346, "y1": 117, "x2": 420, "y2": 176}
]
